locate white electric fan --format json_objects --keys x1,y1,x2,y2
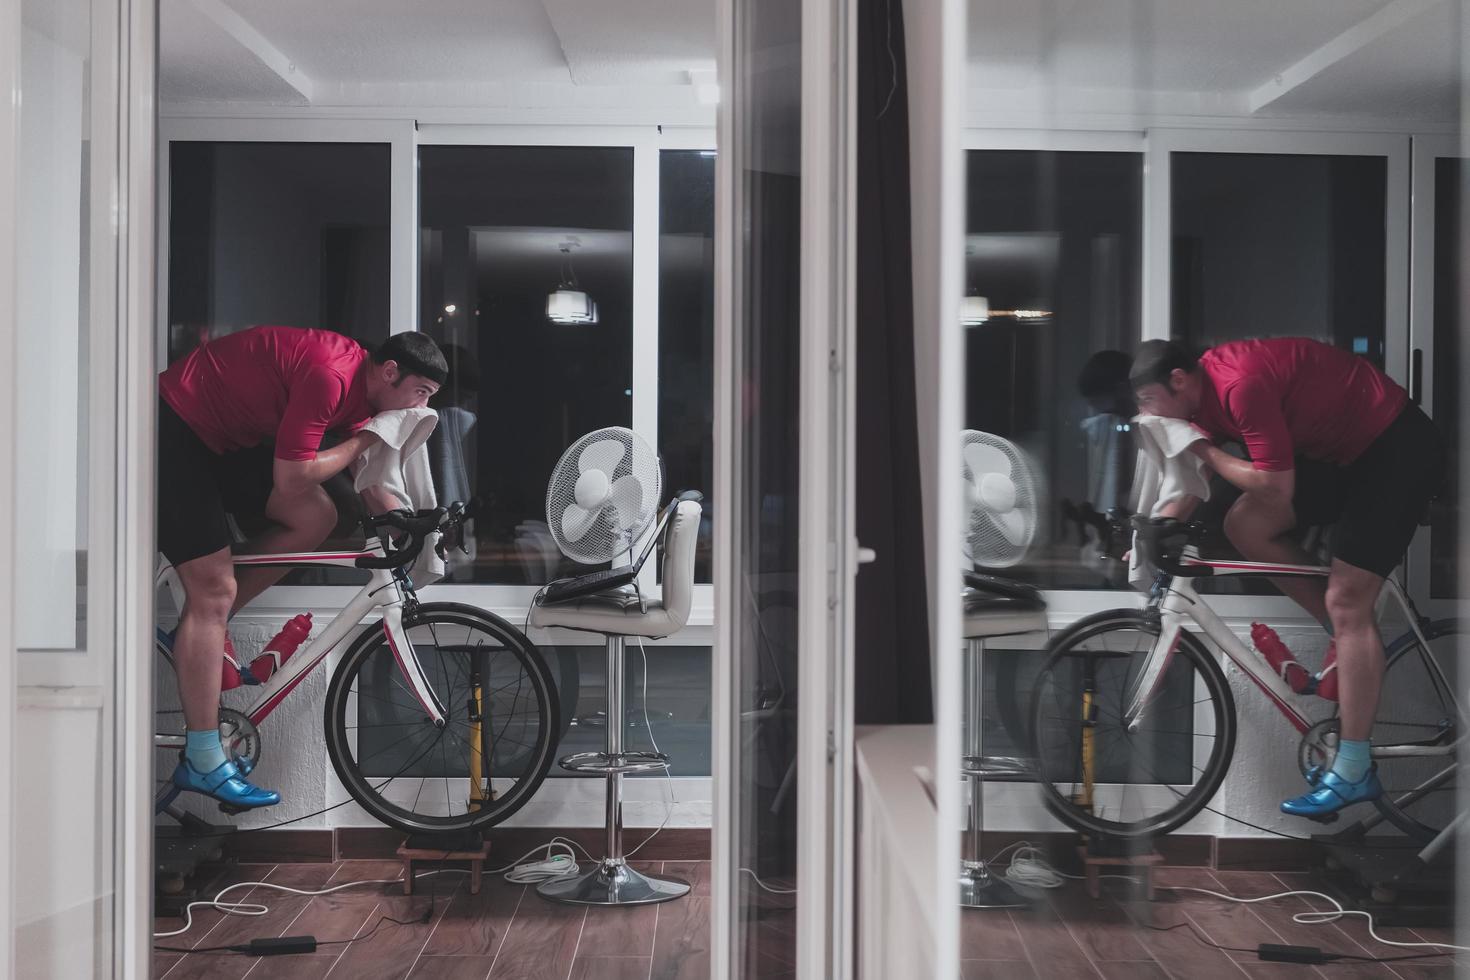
[
  {"x1": 545, "y1": 426, "x2": 663, "y2": 565},
  {"x1": 960, "y1": 429, "x2": 1041, "y2": 568}
]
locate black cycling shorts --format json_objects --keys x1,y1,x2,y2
[
  {"x1": 1292, "y1": 404, "x2": 1446, "y2": 578},
  {"x1": 156, "y1": 398, "x2": 274, "y2": 566}
]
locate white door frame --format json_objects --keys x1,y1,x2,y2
[
  {"x1": 0, "y1": 0, "x2": 20, "y2": 972},
  {"x1": 795, "y1": 0, "x2": 858, "y2": 975},
  {"x1": 118, "y1": 0, "x2": 158, "y2": 973}
]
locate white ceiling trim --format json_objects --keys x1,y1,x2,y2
[
  {"x1": 1248, "y1": 0, "x2": 1444, "y2": 113},
  {"x1": 187, "y1": 0, "x2": 313, "y2": 102}
]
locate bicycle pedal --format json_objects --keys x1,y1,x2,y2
[
  {"x1": 217, "y1": 802, "x2": 248, "y2": 816},
  {"x1": 1304, "y1": 811, "x2": 1339, "y2": 825}
]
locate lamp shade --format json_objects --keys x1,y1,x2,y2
[{"x1": 547, "y1": 288, "x2": 598, "y2": 325}]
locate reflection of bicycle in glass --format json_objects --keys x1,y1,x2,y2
[
  {"x1": 154, "y1": 505, "x2": 564, "y2": 834},
  {"x1": 1029, "y1": 516, "x2": 1461, "y2": 851}
]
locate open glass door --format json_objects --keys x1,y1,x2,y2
[
  {"x1": 713, "y1": 0, "x2": 856, "y2": 976},
  {"x1": 3, "y1": 0, "x2": 154, "y2": 974}
]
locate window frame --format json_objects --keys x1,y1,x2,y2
[
  {"x1": 155, "y1": 118, "x2": 716, "y2": 633},
  {"x1": 1406, "y1": 134, "x2": 1469, "y2": 620},
  {"x1": 964, "y1": 126, "x2": 1421, "y2": 625}
]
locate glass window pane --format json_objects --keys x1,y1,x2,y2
[
  {"x1": 167, "y1": 142, "x2": 393, "y2": 360},
  {"x1": 964, "y1": 150, "x2": 1143, "y2": 590},
  {"x1": 418, "y1": 145, "x2": 635, "y2": 585},
  {"x1": 659, "y1": 149, "x2": 717, "y2": 583},
  {"x1": 1171, "y1": 152, "x2": 1388, "y2": 594},
  {"x1": 16, "y1": 0, "x2": 97, "y2": 652},
  {"x1": 1430, "y1": 158, "x2": 1461, "y2": 598},
  {"x1": 551, "y1": 644, "x2": 712, "y2": 777},
  {"x1": 1171, "y1": 152, "x2": 1387, "y2": 364},
  {"x1": 164, "y1": 141, "x2": 392, "y2": 585}
]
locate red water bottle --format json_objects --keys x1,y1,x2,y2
[
  {"x1": 220, "y1": 634, "x2": 246, "y2": 691},
  {"x1": 1251, "y1": 623, "x2": 1312, "y2": 694},
  {"x1": 250, "y1": 613, "x2": 313, "y2": 684}
]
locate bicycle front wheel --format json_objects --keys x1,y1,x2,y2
[
  {"x1": 1029, "y1": 610, "x2": 1236, "y2": 839},
  {"x1": 324, "y1": 602, "x2": 560, "y2": 835}
]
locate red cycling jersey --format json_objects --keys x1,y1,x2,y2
[
  {"x1": 1190, "y1": 337, "x2": 1407, "y2": 472},
  {"x1": 160, "y1": 326, "x2": 372, "y2": 461}
]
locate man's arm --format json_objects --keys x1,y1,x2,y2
[
  {"x1": 359, "y1": 485, "x2": 400, "y2": 516},
  {"x1": 273, "y1": 430, "x2": 381, "y2": 498},
  {"x1": 1188, "y1": 440, "x2": 1294, "y2": 500}
]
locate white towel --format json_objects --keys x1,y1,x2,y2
[
  {"x1": 1128, "y1": 414, "x2": 1211, "y2": 589},
  {"x1": 350, "y1": 407, "x2": 445, "y2": 585}
]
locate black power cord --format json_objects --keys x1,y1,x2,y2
[
  {"x1": 153, "y1": 906, "x2": 430, "y2": 957},
  {"x1": 1128, "y1": 910, "x2": 1453, "y2": 965}
]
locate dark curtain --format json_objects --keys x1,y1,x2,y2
[{"x1": 855, "y1": 0, "x2": 932, "y2": 724}]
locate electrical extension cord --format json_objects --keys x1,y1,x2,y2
[
  {"x1": 985, "y1": 841, "x2": 1137, "y2": 890},
  {"x1": 980, "y1": 844, "x2": 1463, "y2": 960},
  {"x1": 1162, "y1": 884, "x2": 1470, "y2": 955},
  {"x1": 152, "y1": 867, "x2": 468, "y2": 939}
]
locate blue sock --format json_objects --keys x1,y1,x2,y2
[
  {"x1": 1331, "y1": 738, "x2": 1372, "y2": 783},
  {"x1": 185, "y1": 728, "x2": 229, "y2": 773}
]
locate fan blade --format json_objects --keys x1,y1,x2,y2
[
  {"x1": 607, "y1": 475, "x2": 647, "y2": 531},
  {"x1": 964, "y1": 441, "x2": 1012, "y2": 480},
  {"x1": 991, "y1": 508, "x2": 1031, "y2": 547},
  {"x1": 977, "y1": 472, "x2": 1018, "y2": 514},
  {"x1": 561, "y1": 503, "x2": 597, "y2": 543},
  {"x1": 579, "y1": 438, "x2": 626, "y2": 475}
]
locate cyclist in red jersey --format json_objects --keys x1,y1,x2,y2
[
  {"x1": 1130, "y1": 337, "x2": 1445, "y2": 819},
  {"x1": 158, "y1": 326, "x2": 446, "y2": 809}
]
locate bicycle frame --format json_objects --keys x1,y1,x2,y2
[
  {"x1": 155, "y1": 544, "x2": 447, "y2": 737},
  {"x1": 1125, "y1": 555, "x2": 1457, "y2": 748}
]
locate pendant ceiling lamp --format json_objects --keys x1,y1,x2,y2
[{"x1": 547, "y1": 242, "x2": 598, "y2": 325}]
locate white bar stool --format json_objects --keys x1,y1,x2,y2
[
  {"x1": 960, "y1": 572, "x2": 1048, "y2": 909},
  {"x1": 528, "y1": 499, "x2": 702, "y2": 907}
]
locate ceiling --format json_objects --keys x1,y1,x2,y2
[
  {"x1": 160, "y1": 0, "x2": 717, "y2": 107},
  {"x1": 967, "y1": 0, "x2": 1462, "y2": 122}
]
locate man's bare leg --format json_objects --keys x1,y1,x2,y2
[
  {"x1": 1325, "y1": 560, "x2": 1386, "y2": 742},
  {"x1": 230, "y1": 485, "x2": 338, "y2": 615},
  {"x1": 1223, "y1": 493, "x2": 1331, "y2": 628},
  {"x1": 175, "y1": 546, "x2": 237, "y2": 732}
]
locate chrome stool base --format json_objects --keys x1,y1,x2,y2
[{"x1": 537, "y1": 860, "x2": 690, "y2": 907}]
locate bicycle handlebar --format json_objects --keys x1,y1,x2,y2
[
  {"x1": 1128, "y1": 515, "x2": 1213, "y2": 578},
  {"x1": 355, "y1": 502, "x2": 467, "y2": 570}
]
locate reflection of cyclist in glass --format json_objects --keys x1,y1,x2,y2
[
  {"x1": 1129, "y1": 337, "x2": 1445, "y2": 818},
  {"x1": 158, "y1": 326, "x2": 446, "y2": 809}
]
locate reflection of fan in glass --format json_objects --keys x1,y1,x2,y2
[
  {"x1": 545, "y1": 427, "x2": 663, "y2": 565},
  {"x1": 961, "y1": 430, "x2": 1041, "y2": 568}
]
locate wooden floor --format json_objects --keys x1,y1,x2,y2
[
  {"x1": 156, "y1": 861, "x2": 1455, "y2": 979},
  {"x1": 964, "y1": 866, "x2": 1457, "y2": 980},
  {"x1": 153, "y1": 859, "x2": 710, "y2": 980}
]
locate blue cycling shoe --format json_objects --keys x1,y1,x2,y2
[
  {"x1": 171, "y1": 757, "x2": 280, "y2": 810},
  {"x1": 1281, "y1": 767, "x2": 1381, "y2": 821}
]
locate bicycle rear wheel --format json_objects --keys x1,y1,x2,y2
[
  {"x1": 1029, "y1": 610, "x2": 1236, "y2": 839},
  {"x1": 1307, "y1": 619, "x2": 1461, "y2": 845},
  {"x1": 324, "y1": 602, "x2": 560, "y2": 834}
]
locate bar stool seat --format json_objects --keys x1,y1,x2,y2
[{"x1": 528, "y1": 499, "x2": 702, "y2": 908}]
